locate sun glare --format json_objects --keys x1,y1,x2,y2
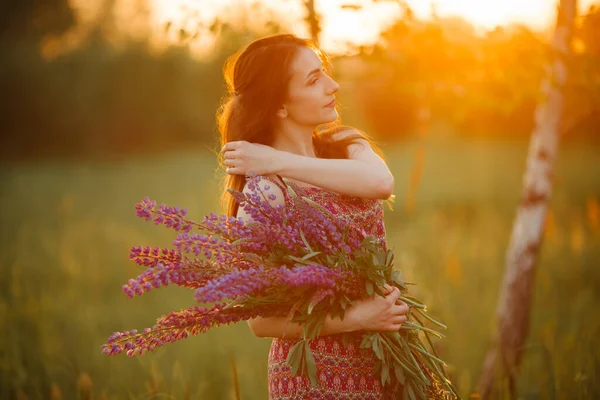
[
  {"x1": 404, "y1": 0, "x2": 559, "y2": 30},
  {"x1": 69, "y1": 0, "x2": 596, "y2": 57}
]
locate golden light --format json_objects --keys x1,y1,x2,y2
[
  {"x1": 146, "y1": 0, "x2": 403, "y2": 55},
  {"x1": 318, "y1": 1, "x2": 400, "y2": 51},
  {"x1": 65, "y1": 0, "x2": 597, "y2": 58},
  {"x1": 404, "y1": 0, "x2": 555, "y2": 30}
]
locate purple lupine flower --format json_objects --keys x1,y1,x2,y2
[
  {"x1": 201, "y1": 212, "x2": 254, "y2": 242},
  {"x1": 193, "y1": 266, "x2": 272, "y2": 302},
  {"x1": 122, "y1": 259, "x2": 238, "y2": 298},
  {"x1": 102, "y1": 302, "x2": 289, "y2": 356},
  {"x1": 128, "y1": 245, "x2": 183, "y2": 268},
  {"x1": 135, "y1": 197, "x2": 194, "y2": 233},
  {"x1": 276, "y1": 264, "x2": 343, "y2": 289},
  {"x1": 173, "y1": 232, "x2": 242, "y2": 264},
  {"x1": 107, "y1": 172, "x2": 379, "y2": 359}
]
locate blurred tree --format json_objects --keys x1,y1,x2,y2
[
  {"x1": 0, "y1": 0, "x2": 75, "y2": 44},
  {"x1": 344, "y1": 2, "x2": 593, "y2": 140},
  {"x1": 304, "y1": 0, "x2": 321, "y2": 43},
  {"x1": 562, "y1": 4, "x2": 600, "y2": 139},
  {"x1": 0, "y1": 2, "x2": 77, "y2": 398},
  {"x1": 478, "y1": 0, "x2": 577, "y2": 398},
  {"x1": 0, "y1": 1, "x2": 287, "y2": 164}
]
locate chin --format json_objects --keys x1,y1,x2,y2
[{"x1": 320, "y1": 109, "x2": 338, "y2": 124}]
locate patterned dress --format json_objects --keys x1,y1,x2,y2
[{"x1": 260, "y1": 174, "x2": 395, "y2": 400}]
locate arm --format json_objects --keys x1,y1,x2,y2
[
  {"x1": 248, "y1": 313, "x2": 360, "y2": 339},
  {"x1": 275, "y1": 129, "x2": 394, "y2": 199},
  {"x1": 247, "y1": 286, "x2": 408, "y2": 339}
]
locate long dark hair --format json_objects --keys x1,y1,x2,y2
[{"x1": 216, "y1": 33, "x2": 388, "y2": 218}]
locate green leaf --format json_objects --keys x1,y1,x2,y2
[
  {"x1": 414, "y1": 307, "x2": 447, "y2": 329},
  {"x1": 386, "y1": 250, "x2": 394, "y2": 266},
  {"x1": 391, "y1": 270, "x2": 407, "y2": 289},
  {"x1": 301, "y1": 251, "x2": 322, "y2": 261},
  {"x1": 340, "y1": 296, "x2": 348, "y2": 310},
  {"x1": 408, "y1": 343, "x2": 447, "y2": 366},
  {"x1": 381, "y1": 364, "x2": 390, "y2": 386},
  {"x1": 298, "y1": 228, "x2": 313, "y2": 253},
  {"x1": 307, "y1": 300, "x2": 317, "y2": 315},
  {"x1": 399, "y1": 296, "x2": 425, "y2": 309},
  {"x1": 286, "y1": 340, "x2": 305, "y2": 376},
  {"x1": 282, "y1": 179, "x2": 298, "y2": 198},
  {"x1": 304, "y1": 342, "x2": 319, "y2": 387},
  {"x1": 288, "y1": 256, "x2": 316, "y2": 266},
  {"x1": 366, "y1": 281, "x2": 374, "y2": 296},
  {"x1": 404, "y1": 322, "x2": 445, "y2": 338},
  {"x1": 360, "y1": 333, "x2": 375, "y2": 349},
  {"x1": 372, "y1": 336, "x2": 382, "y2": 360},
  {"x1": 342, "y1": 225, "x2": 350, "y2": 242},
  {"x1": 371, "y1": 253, "x2": 381, "y2": 267},
  {"x1": 303, "y1": 317, "x2": 324, "y2": 338},
  {"x1": 407, "y1": 382, "x2": 417, "y2": 400},
  {"x1": 394, "y1": 364, "x2": 406, "y2": 384}
]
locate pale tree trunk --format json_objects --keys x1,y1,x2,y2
[
  {"x1": 304, "y1": 0, "x2": 321, "y2": 43},
  {"x1": 478, "y1": 0, "x2": 577, "y2": 398}
]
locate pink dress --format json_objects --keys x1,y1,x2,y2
[{"x1": 260, "y1": 175, "x2": 394, "y2": 400}]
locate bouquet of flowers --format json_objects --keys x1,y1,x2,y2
[{"x1": 102, "y1": 174, "x2": 458, "y2": 399}]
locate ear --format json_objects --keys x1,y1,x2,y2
[{"x1": 276, "y1": 105, "x2": 288, "y2": 119}]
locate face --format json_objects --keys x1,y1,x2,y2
[{"x1": 279, "y1": 46, "x2": 340, "y2": 127}]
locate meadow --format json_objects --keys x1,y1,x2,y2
[{"x1": 1, "y1": 135, "x2": 599, "y2": 399}]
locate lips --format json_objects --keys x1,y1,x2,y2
[{"x1": 325, "y1": 99, "x2": 336, "y2": 108}]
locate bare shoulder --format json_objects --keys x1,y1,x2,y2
[
  {"x1": 329, "y1": 128, "x2": 372, "y2": 157},
  {"x1": 237, "y1": 175, "x2": 287, "y2": 222},
  {"x1": 330, "y1": 127, "x2": 368, "y2": 142},
  {"x1": 241, "y1": 175, "x2": 286, "y2": 206}
]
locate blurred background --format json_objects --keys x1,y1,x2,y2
[{"x1": 1, "y1": 0, "x2": 599, "y2": 399}]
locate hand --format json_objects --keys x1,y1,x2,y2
[
  {"x1": 345, "y1": 284, "x2": 409, "y2": 332},
  {"x1": 221, "y1": 140, "x2": 283, "y2": 176}
]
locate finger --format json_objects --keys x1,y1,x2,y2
[
  {"x1": 390, "y1": 315, "x2": 407, "y2": 325},
  {"x1": 223, "y1": 150, "x2": 239, "y2": 159},
  {"x1": 387, "y1": 287, "x2": 401, "y2": 303},
  {"x1": 221, "y1": 141, "x2": 239, "y2": 153},
  {"x1": 396, "y1": 301, "x2": 410, "y2": 315},
  {"x1": 223, "y1": 159, "x2": 238, "y2": 167},
  {"x1": 393, "y1": 302, "x2": 410, "y2": 315},
  {"x1": 226, "y1": 167, "x2": 243, "y2": 175},
  {"x1": 385, "y1": 323, "x2": 403, "y2": 332},
  {"x1": 382, "y1": 283, "x2": 393, "y2": 294}
]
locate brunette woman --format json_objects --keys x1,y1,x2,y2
[{"x1": 219, "y1": 34, "x2": 409, "y2": 399}]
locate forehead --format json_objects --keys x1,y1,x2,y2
[{"x1": 289, "y1": 47, "x2": 322, "y2": 80}]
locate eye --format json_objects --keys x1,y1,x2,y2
[{"x1": 308, "y1": 70, "x2": 324, "y2": 85}]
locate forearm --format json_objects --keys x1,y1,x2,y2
[
  {"x1": 248, "y1": 312, "x2": 359, "y2": 339},
  {"x1": 275, "y1": 153, "x2": 393, "y2": 199}
]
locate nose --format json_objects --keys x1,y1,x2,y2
[{"x1": 327, "y1": 75, "x2": 339, "y2": 95}]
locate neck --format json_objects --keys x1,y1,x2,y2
[{"x1": 272, "y1": 121, "x2": 317, "y2": 158}]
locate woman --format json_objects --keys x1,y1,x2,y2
[{"x1": 218, "y1": 34, "x2": 409, "y2": 399}]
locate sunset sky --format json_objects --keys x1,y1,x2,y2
[{"x1": 68, "y1": 0, "x2": 597, "y2": 56}]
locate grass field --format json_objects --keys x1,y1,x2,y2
[{"x1": 1, "y1": 136, "x2": 599, "y2": 399}]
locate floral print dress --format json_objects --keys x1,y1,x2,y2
[{"x1": 259, "y1": 175, "x2": 395, "y2": 400}]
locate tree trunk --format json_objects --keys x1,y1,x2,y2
[
  {"x1": 478, "y1": 0, "x2": 577, "y2": 398},
  {"x1": 304, "y1": 0, "x2": 321, "y2": 43}
]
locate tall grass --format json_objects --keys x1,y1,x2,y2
[{"x1": 1, "y1": 138, "x2": 598, "y2": 399}]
